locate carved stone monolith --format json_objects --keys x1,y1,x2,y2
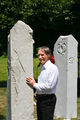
[
  {"x1": 54, "y1": 35, "x2": 78, "y2": 119},
  {"x1": 7, "y1": 20, "x2": 34, "y2": 120}
]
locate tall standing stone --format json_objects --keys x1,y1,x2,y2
[
  {"x1": 7, "y1": 21, "x2": 34, "y2": 120},
  {"x1": 54, "y1": 35, "x2": 78, "y2": 119}
]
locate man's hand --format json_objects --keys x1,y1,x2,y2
[{"x1": 26, "y1": 77, "x2": 36, "y2": 86}]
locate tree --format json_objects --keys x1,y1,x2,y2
[
  {"x1": 0, "y1": 0, "x2": 79, "y2": 56},
  {"x1": 0, "y1": 0, "x2": 24, "y2": 55},
  {"x1": 70, "y1": 0, "x2": 80, "y2": 50}
]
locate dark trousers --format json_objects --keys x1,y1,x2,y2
[{"x1": 37, "y1": 94, "x2": 56, "y2": 120}]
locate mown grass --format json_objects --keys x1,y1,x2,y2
[
  {"x1": 0, "y1": 55, "x2": 7, "y2": 82},
  {"x1": 33, "y1": 57, "x2": 40, "y2": 81},
  {"x1": 0, "y1": 56, "x2": 80, "y2": 120},
  {"x1": 77, "y1": 97, "x2": 80, "y2": 119},
  {"x1": 0, "y1": 88, "x2": 7, "y2": 119}
]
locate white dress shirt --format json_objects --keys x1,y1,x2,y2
[{"x1": 33, "y1": 60, "x2": 59, "y2": 95}]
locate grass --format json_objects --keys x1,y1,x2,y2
[
  {"x1": 0, "y1": 88, "x2": 7, "y2": 119},
  {"x1": 0, "y1": 55, "x2": 7, "y2": 82},
  {"x1": 33, "y1": 57, "x2": 40, "y2": 81},
  {"x1": 77, "y1": 98, "x2": 80, "y2": 119},
  {"x1": 0, "y1": 56, "x2": 80, "y2": 120}
]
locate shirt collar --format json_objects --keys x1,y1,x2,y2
[{"x1": 43, "y1": 60, "x2": 51, "y2": 69}]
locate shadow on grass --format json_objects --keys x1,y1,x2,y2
[
  {"x1": 0, "y1": 115, "x2": 6, "y2": 120},
  {"x1": 0, "y1": 81, "x2": 7, "y2": 87},
  {"x1": 78, "y1": 78, "x2": 80, "y2": 97}
]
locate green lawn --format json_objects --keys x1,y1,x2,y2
[
  {"x1": 0, "y1": 55, "x2": 7, "y2": 82},
  {"x1": 33, "y1": 57, "x2": 40, "y2": 81},
  {"x1": 0, "y1": 56, "x2": 80, "y2": 120}
]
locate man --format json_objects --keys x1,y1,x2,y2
[{"x1": 26, "y1": 46, "x2": 59, "y2": 120}]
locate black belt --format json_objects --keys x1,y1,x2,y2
[{"x1": 37, "y1": 94, "x2": 55, "y2": 97}]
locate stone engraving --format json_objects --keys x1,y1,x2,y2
[
  {"x1": 54, "y1": 35, "x2": 78, "y2": 119},
  {"x1": 69, "y1": 57, "x2": 74, "y2": 64},
  {"x1": 57, "y1": 41, "x2": 67, "y2": 55},
  {"x1": 7, "y1": 21, "x2": 34, "y2": 120}
]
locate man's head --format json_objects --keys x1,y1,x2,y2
[{"x1": 38, "y1": 46, "x2": 51, "y2": 65}]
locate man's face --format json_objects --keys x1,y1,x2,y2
[{"x1": 38, "y1": 49, "x2": 49, "y2": 65}]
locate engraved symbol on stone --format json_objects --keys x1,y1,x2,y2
[
  {"x1": 69, "y1": 57, "x2": 74, "y2": 64},
  {"x1": 57, "y1": 42, "x2": 67, "y2": 55}
]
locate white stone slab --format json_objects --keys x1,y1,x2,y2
[
  {"x1": 7, "y1": 21, "x2": 34, "y2": 120},
  {"x1": 54, "y1": 35, "x2": 78, "y2": 119}
]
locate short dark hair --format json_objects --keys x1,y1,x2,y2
[{"x1": 38, "y1": 46, "x2": 51, "y2": 59}]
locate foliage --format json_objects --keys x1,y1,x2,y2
[
  {"x1": 70, "y1": 0, "x2": 80, "y2": 44},
  {"x1": 0, "y1": 0, "x2": 80, "y2": 56}
]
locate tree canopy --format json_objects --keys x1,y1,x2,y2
[{"x1": 0, "y1": 0, "x2": 80, "y2": 56}]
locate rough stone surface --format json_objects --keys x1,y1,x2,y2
[
  {"x1": 7, "y1": 20, "x2": 34, "y2": 120},
  {"x1": 54, "y1": 35, "x2": 78, "y2": 119}
]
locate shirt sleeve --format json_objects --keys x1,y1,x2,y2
[{"x1": 33, "y1": 67, "x2": 59, "y2": 92}]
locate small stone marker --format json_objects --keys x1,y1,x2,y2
[
  {"x1": 7, "y1": 21, "x2": 35, "y2": 120},
  {"x1": 54, "y1": 35, "x2": 78, "y2": 119}
]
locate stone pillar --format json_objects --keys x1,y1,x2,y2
[
  {"x1": 7, "y1": 21, "x2": 34, "y2": 120},
  {"x1": 54, "y1": 35, "x2": 78, "y2": 119}
]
